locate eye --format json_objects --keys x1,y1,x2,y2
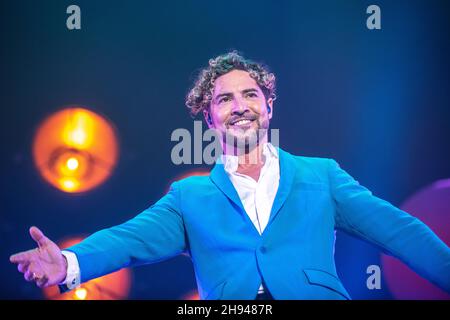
[
  {"x1": 245, "y1": 92, "x2": 258, "y2": 98},
  {"x1": 218, "y1": 96, "x2": 231, "y2": 104}
]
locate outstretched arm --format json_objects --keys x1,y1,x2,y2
[
  {"x1": 11, "y1": 181, "x2": 186, "y2": 289},
  {"x1": 64, "y1": 181, "x2": 186, "y2": 284},
  {"x1": 328, "y1": 159, "x2": 450, "y2": 292}
]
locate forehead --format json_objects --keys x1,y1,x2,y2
[{"x1": 213, "y1": 69, "x2": 261, "y2": 96}]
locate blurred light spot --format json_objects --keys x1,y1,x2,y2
[
  {"x1": 60, "y1": 178, "x2": 78, "y2": 192},
  {"x1": 74, "y1": 287, "x2": 88, "y2": 300},
  {"x1": 33, "y1": 107, "x2": 119, "y2": 193},
  {"x1": 381, "y1": 179, "x2": 450, "y2": 299},
  {"x1": 66, "y1": 157, "x2": 79, "y2": 171},
  {"x1": 69, "y1": 128, "x2": 87, "y2": 146}
]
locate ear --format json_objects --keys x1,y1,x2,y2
[
  {"x1": 267, "y1": 98, "x2": 274, "y2": 120},
  {"x1": 203, "y1": 110, "x2": 212, "y2": 128}
]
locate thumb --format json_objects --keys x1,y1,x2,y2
[{"x1": 29, "y1": 226, "x2": 49, "y2": 247}]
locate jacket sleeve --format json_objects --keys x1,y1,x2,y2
[
  {"x1": 64, "y1": 181, "x2": 186, "y2": 284},
  {"x1": 328, "y1": 159, "x2": 450, "y2": 292}
]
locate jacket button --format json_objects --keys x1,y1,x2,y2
[{"x1": 259, "y1": 246, "x2": 267, "y2": 253}]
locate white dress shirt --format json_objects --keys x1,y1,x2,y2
[
  {"x1": 219, "y1": 142, "x2": 280, "y2": 293},
  {"x1": 60, "y1": 250, "x2": 80, "y2": 289},
  {"x1": 62, "y1": 142, "x2": 281, "y2": 295},
  {"x1": 219, "y1": 142, "x2": 280, "y2": 235}
]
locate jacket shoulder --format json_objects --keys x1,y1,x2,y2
[
  {"x1": 291, "y1": 154, "x2": 332, "y2": 167},
  {"x1": 172, "y1": 172, "x2": 212, "y2": 188},
  {"x1": 285, "y1": 151, "x2": 333, "y2": 183}
]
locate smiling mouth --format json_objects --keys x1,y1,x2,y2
[{"x1": 229, "y1": 118, "x2": 255, "y2": 127}]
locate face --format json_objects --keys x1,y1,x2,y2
[{"x1": 204, "y1": 69, "x2": 273, "y2": 151}]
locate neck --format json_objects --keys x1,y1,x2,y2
[{"x1": 222, "y1": 137, "x2": 268, "y2": 171}]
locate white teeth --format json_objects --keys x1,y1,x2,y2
[{"x1": 233, "y1": 119, "x2": 251, "y2": 126}]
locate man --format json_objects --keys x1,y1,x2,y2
[{"x1": 10, "y1": 51, "x2": 450, "y2": 299}]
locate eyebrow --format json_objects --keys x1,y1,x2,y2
[
  {"x1": 241, "y1": 88, "x2": 259, "y2": 95},
  {"x1": 213, "y1": 88, "x2": 260, "y2": 103}
]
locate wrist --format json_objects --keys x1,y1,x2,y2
[{"x1": 57, "y1": 252, "x2": 68, "y2": 285}]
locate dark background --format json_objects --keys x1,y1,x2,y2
[{"x1": 1, "y1": 0, "x2": 449, "y2": 299}]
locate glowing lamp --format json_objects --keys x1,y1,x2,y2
[
  {"x1": 43, "y1": 237, "x2": 132, "y2": 300},
  {"x1": 33, "y1": 107, "x2": 119, "y2": 193}
]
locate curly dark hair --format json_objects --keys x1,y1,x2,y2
[{"x1": 185, "y1": 51, "x2": 276, "y2": 118}]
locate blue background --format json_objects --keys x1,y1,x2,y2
[{"x1": 1, "y1": 0, "x2": 449, "y2": 299}]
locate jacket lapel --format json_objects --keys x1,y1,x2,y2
[
  {"x1": 209, "y1": 147, "x2": 297, "y2": 232},
  {"x1": 267, "y1": 148, "x2": 296, "y2": 227},
  {"x1": 209, "y1": 162, "x2": 246, "y2": 214},
  {"x1": 209, "y1": 165, "x2": 264, "y2": 237}
]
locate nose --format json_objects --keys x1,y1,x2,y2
[{"x1": 231, "y1": 97, "x2": 249, "y2": 115}]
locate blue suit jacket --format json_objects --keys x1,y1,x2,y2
[{"x1": 66, "y1": 148, "x2": 450, "y2": 299}]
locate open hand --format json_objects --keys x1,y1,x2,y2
[{"x1": 10, "y1": 226, "x2": 67, "y2": 288}]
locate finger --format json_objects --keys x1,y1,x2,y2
[
  {"x1": 18, "y1": 262, "x2": 30, "y2": 273},
  {"x1": 24, "y1": 269, "x2": 34, "y2": 282},
  {"x1": 29, "y1": 226, "x2": 49, "y2": 248},
  {"x1": 10, "y1": 250, "x2": 34, "y2": 264},
  {"x1": 24, "y1": 264, "x2": 45, "y2": 283},
  {"x1": 24, "y1": 261, "x2": 37, "y2": 281},
  {"x1": 36, "y1": 275, "x2": 49, "y2": 288}
]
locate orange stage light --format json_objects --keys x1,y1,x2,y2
[
  {"x1": 42, "y1": 237, "x2": 132, "y2": 300},
  {"x1": 32, "y1": 107, "x2": 119, "y2": 193}
]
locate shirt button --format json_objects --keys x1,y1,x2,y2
[{"x1": 259, "y1": 246, "x2": 267, "y2": 253}]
